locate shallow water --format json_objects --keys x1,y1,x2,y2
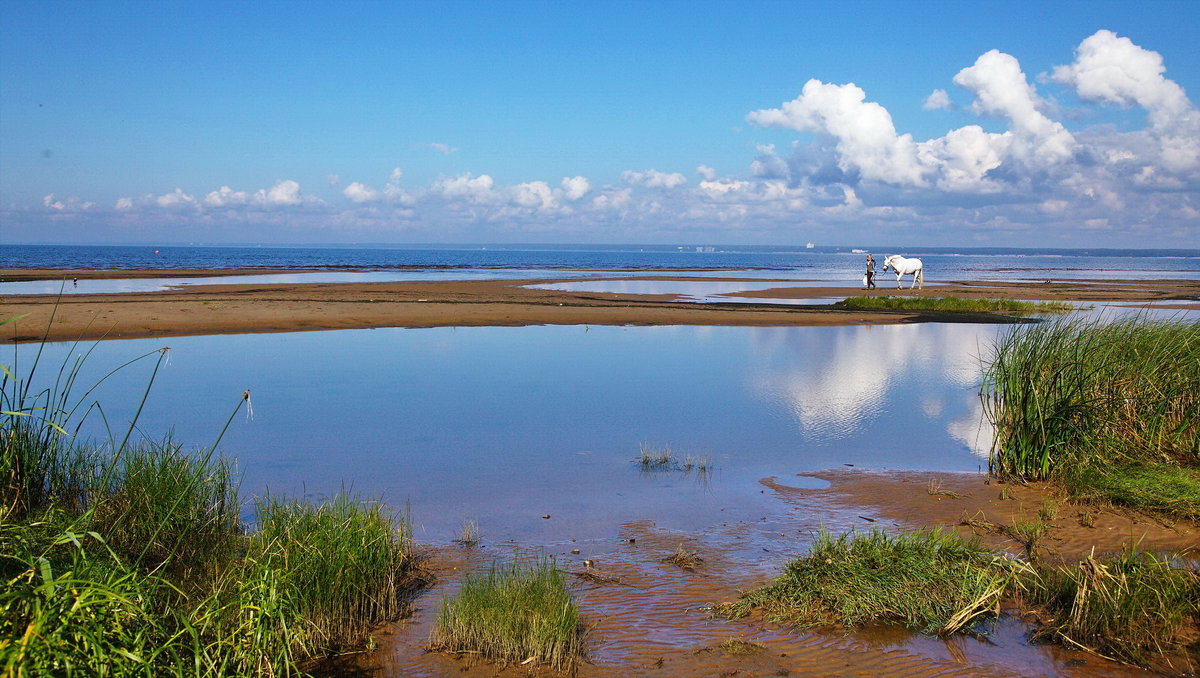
[{"x1": 10, "y1": 322, "x2": 1004, "y2": 544}]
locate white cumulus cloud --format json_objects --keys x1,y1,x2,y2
[
  {"x1": 922, "y1": 88, "x2": 953, "y2": 110},
  {"x1": 343, "y1": 182, "x2": 381, "y2": 203},
  {"x1": 952, "y1": 49, "x2": 1075, "y2": 166},
  {"x1": 747, "y1": 79, "x2": 930, "y2": 186},
  {"x1": 560, "y1": 176, "x2": 591, "y2": 201},
  {"x1": 621, "y1": 169, "x2": 688, "y2": 189}
]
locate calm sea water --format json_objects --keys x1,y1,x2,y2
[
  {"x1": 10, "y1": 323, "x2": 1002, "y2": 544},
  {"x1": 3, "y1": 243, "x2": 1198, "y2": 280}
]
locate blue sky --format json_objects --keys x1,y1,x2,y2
[{"x1": 2, "y1": 0, "x2": 1198, "y2": 247}]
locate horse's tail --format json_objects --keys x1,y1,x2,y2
[{"x1": 917, "y1": 267, "x2": 924, "y2": 288}]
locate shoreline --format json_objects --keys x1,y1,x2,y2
[{"x1": 3, "y1": 268, "x2": 1197, "y2": 343}]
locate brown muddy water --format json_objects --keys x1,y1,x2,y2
[{"x1": 359, "y1": 471, "x2": 1178, "y2": 677}]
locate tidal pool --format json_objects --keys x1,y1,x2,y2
[{"x1": 9, "y1": 322, "x2": 1006, "y2": 545}]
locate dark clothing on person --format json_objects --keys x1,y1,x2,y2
[{"x1": 865, "y1": 256, "x2": 876, "y2": 289}]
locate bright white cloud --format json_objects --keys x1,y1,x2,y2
[
  {"x1": 952, "y1": 49, "x2": 1074, "y2": 165},
  {"x1": 696, "y1": 165, "x2": 717, "y2": 181},
  {"x1": 156, "y1": 188, "x2": 197, "y2": 208},
  {"x1": 748, "y1": 79, "x2": 930, "y2": 186},
  {"x1": 621, "y1": 169, "x2": 687, "y2": 189},
  {"x1": 204, "y1": 186, "x2": 250, "y2": 207},
  {"x1": 922, "y1": 88, "x2": 953, "y2": 110},
  {"x1": 560, "y1": 176, "x2": 591, "y2": 201},
  {"x1": 1053, "y1": 29, "x2": 1199, "y2": 173},
  {"x1": 511, "y1": 181, "x2": 557, "y2": 210},
  {"x1": 343, "y1": 182, "x2": 381, "y2": 203},
  {"x1": 258, "y1": 180, "x2": 304, "y2": 206},
  {"x1": 1052, "y1": 30, "x2": 1191, "y2": 125},
  {"x1": 432, "y1": 173, "x2": 496, "y2": 202}
]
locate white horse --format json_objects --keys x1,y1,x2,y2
[{"x1": 882, "y1": 254, "x2": 924, "y2": 289}]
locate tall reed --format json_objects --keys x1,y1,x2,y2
[{"x1": 983, "y1": 316, "x2": 1200, "y2": 482}]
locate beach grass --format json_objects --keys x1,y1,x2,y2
[
  {"x1": 1026, "y1": 549, "x2": 1200, "y2": 668},
  {"x1": 89, "y1": 438, "x2": 241, "y2": 579},
  {"x1": 719, "y1": 528, "x2": 1014, "y2": 636},
  {"x1": 245, "y1": 492, "x2": 416, "y2": 658},
  {"x1": 1064, "y1": 464, "x2": 1200, "y2": 519},
  {"x1": 0, "y1": 337, "x2": 424, "y2": 675},
  {"x1": 982, "y1": 316, "x2": 1200, "y2": 517},
  {"x1": 430, "y1": 557, "x2": 584, "y2": 670},
  {"x1": 836, "y1": 296, "x2": 1075, "y2": 315}
]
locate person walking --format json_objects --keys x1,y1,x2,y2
[{"x1": 865, "y1": 254, "x2": 876, "y2": 290}]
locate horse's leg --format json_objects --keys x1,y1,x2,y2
[{"x1": 917, "y1": 269, "x2": 924, "y2": 289}]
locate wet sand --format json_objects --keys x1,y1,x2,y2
[
  {"x1": 3, "y1": 268, "x2": 1197, "y2": 343},
  {"x1": 360, "y1": 471, "x2": 1195, "y2": 677}
]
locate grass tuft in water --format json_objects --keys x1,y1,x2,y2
[
  {"x1": 431, "y1": 557, "x2": 584, "y2": 670},
  {"x1": 248, "y1": 492, "x2": 416, "y2": 657},
  {"x1": 717, "y1": 637, "x2": 765, "y2": 655},
  {"x1": 89, "y1": 438, "x2": 241, "y2": 579},
  {"x1": 662, "y1": 545, "x2": 704, "y2": 571},
  {"x1": 458, "y1": 518, "x2": 481, "y2": 546},
  {"x1": 637, "y1": 443, "x2": 673, "y2": 468},
  {"x1": 719, "y1": 528, "x2": 1015, "y2": 636},
  {"x1": 1026, "y1": 548, "x2": 1200, "y2": 669},
  {"x1": 636, "y1": 445, "x2": 712, "y2": 477}
]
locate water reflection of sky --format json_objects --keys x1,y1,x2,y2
[
  {"x1": 9, "y1": 323, "x2": 1014, "y2": 544},
  {"x1": 527, "y1": 279, "x2": 852, "y2": 304}
]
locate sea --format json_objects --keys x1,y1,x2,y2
[{"x1": 2, "y1": 243, "x2": 1198, "y2": 284}]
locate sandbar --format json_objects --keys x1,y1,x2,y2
[{"x1": 2, "y1": 268, "x2": 1197, "y2": 343}]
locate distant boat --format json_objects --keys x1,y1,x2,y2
[
  {"x1": 806, "y1": 242, "x2": 815, "y2": 249},
  {"x1": 852, "y1": 248, "x2": 867, "y2": 254}
]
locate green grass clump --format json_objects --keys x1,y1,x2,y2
[
  {"x1": 89, "y1": 438, "x2": 240, "y2": 579},
  {"x1": 1065, "y1": 464, "x2": 1200, "y2": 519},
  {"x1": 431, "y1": 557, "x2": 584, "y2": 670},
  {"x1": 719, "y1": 528, "x2": 1014, "y2": 636},
  {"x1": 247, "y1": 492, "x2": 415, "y2": 657},
  {"x1": 1027, "y1": 549, "x2": 1200, "y2": 669},
  {"x1": 837, "y1": 296, "x2": 1075, "y2": 315},
  {"x1": 1, "y1": 334, "x2": 423, "y2": 675},
  {"x1": 982, "y1": 317, "x2": 1200, "y2": 517}
]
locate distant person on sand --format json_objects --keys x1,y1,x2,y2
[{"x1": 865, "y1": 254, "x2": 876, "y2": 290}]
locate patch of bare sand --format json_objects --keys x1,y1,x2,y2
[
  {"x1": 767, "y1": 469, "x2": 1198, "y2": 564},
  {"x1": 5, "y1": 272, "x2": 1196, "y2": 343}
]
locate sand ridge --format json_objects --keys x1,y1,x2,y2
[{"x1": 3, "y1": 269, "x2": 1196, "y2": 343}]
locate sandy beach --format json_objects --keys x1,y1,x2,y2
[{"x1": 3, "y1": 268, "x2": 1197, "y2": 343}]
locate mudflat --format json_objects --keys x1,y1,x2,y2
[{"x1": 2, "y1": 268, "x2": 1197, "y2": 343}]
